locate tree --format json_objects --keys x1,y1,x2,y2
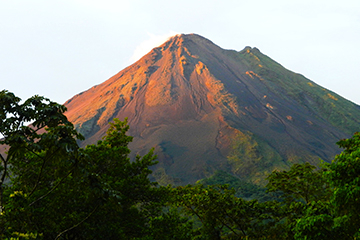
[
  {"x1": 266, "y1": 162, "x2": 330, "y2": 204},
  {"x1": 265, "y1": 162, "x2": 331, "y2": 239},
  {"x1": 171, "y1": 184, "x2": 280, "y2": 239},
  {"x1": 328, "y1": 132, "x2": 360, "y2": 237},
  {"x1": 0, "y1": 90, "x2": 84, "y2": 238},
  {"x1": 294, "y1": 132, "x2": 360, "y2": 239},
  {"x1": 292, "y1": 133, "x2": 360, "y2": 239},
  {"x1": 76, "y1": 118, "x2": 168, "y2": 239},
  {"x1": 0, "y1": 91, "x2": 176, "y2": 239}
]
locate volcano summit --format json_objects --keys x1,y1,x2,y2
[{"x1": 64, "y1": 34, "x2": 360, "y2": 184}]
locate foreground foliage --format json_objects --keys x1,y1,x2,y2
[
  {"x1": 1, "y1": 90, "x2": 360, "y2": 239},
  {"x1": 0, "y1": 91, "x2": 184, "y2": 239}
]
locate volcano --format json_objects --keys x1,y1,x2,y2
[{"x1": 64, "y1": 34, "x2": 360, "y2": 184}]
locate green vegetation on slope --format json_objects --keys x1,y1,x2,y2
[
  {"x1": 233, "y1": 47, "x2": 360, "y2": 135},
  {"x1": 227, "y1": 130, "x2": 285, "y2": 185}
]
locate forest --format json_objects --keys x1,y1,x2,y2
[{"x1": 1, "y1": 90, "x2": 360, "y2": 239}]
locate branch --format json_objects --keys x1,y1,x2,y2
[
  {"x1": 27, "y1": 154, "x2": 47, "y2": 197},
  {"x1": 217, "y1": 215, "x2": 240, "y2": 237},
  {"x1": 29, "y1": 165, "x2": 75, "y2": 207},
  {"x1": 219, "y1": 207, "x2": 247, "y2": 236},
  {"x1": 34, "y1": 125, "x2": 46, "y2": 133},
  {"x1": 24, "y1": 145, "x2": 45, "y2": 161},
  {"x1": 54, "y1": 205, "x2": 99, "y2": 240},
  {"x1": 0, "y1": 153, "x2": 7, "y2": 185},
  {"x1": 0, "y1": 153, "x2": 8, "y2": 210},
  {"x1": 186, "y1": 205, "x2": 204, "y2": 224},
  {"x1": 26, "y1": 145, "x2": 61, "y2": 197},
  {"x1": 0, "y1": 130, "x2": 5, "y2": 139}
]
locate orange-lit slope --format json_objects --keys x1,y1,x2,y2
[{"x1": 65, "y1": 34, "x2": 241, "y2": 182}]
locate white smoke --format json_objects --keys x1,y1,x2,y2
[{"x1": 130, "y1": 31, "x2": 179, "y2": 62}]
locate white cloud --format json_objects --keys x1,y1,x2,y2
[{"x1": 130, "y1": 31, "x2": 179, "y2": 62}]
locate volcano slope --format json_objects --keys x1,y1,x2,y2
[{"x1": 64, "y1": 34, "x2": 360, "y2": 184}]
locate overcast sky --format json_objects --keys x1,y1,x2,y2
[{"x1": 1, "y1": 0, "x2": 360, "y2": 105}]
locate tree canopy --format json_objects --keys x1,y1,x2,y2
[
  {"x1": 1, "y1": 90, "x2": 360, "y2": 239},
  {"x1": 0, "y1": 91, "x2": 178, "y2": 239}
]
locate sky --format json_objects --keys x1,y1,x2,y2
[{"x1": 1, "y1": 0, "x2": 360, "y2": 105}]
